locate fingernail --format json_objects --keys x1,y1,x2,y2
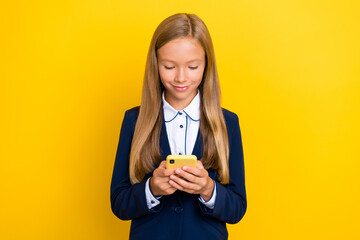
[
  {"x1": 182, "y1": 166, "x2": 187, "y2": 170},
  {"x1": 170, "y1": 175, "x2": 175, "y2": 179},
  {"x1": 175, "y1": 169, "x2": 181, "y2": 174}
]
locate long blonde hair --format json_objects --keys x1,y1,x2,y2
[{"x1": 129, "y1": 13, "x2": 229, "y2": 184}]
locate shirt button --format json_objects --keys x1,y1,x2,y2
[
  {"x1": 151, "y1": 200, "x2": 155, "y2": 204},
  {"x1": 179, "y1": 153, "x2": 182, "y2": 155},
  {"x1": 178, "y1": 112, "x2": 182, "y2": 115},
  {"x1": 180, "y1": 125, "x2": 183, "y2": 128},
  {"x1": 174, "y1": 206, "x2": 183, "y2": 214}
]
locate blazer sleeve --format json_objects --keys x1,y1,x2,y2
[
  {"x1": 110, "y1": 109, "x2": 161, "y2": 220},
  {"x1": 199, "y1": 112, "x2": 247, "y2": 224}
]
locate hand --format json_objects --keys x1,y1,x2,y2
[
  {"x1": 169, "y1": 160, "x2": 214, "y2": 201},
  {"x1": 150, "y1": 161, "x2": 177, "y2": 197}
]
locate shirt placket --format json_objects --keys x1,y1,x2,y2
[{"x1": 175, "y1": 112, "x2": 186, "y2": 155}]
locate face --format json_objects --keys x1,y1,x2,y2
[{"x1": 157, "y1": 37, "x2": 206, "y2": 110}]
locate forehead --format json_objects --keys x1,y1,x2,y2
[{"x1": 157, "y1": 37, "x2": 205, "y2": 63}]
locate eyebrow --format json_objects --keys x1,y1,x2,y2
[{"x1": 158, "y1": 59, "x2": 203, "y2": 63}]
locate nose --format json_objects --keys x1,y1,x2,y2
[{"x1": 175, "y1": 67, "x2": 186, "y2": 82}]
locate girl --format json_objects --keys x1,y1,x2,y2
[{"x1": 110, "y1": 13, "x2": 247, "y2": 240}]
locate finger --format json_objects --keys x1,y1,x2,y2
[
  {"x1": 158, "y1": 183, "x2": 177, "y2": 195},
  {"x1": 163, "y1": 183, "x2": 177, "y2": 191},
  {"x1": 174, "y1": 168, "x2": 197, "y2": 183},
  {"x1": 156, "y1": 168, "x2": 175, "y2": 177},
  {"x1": 169, "y1": 179, "x2": 185, "y2": 191},
  {"x1": 181, "y1": 165, "x2": 204, "y2": 177},
  {"x1": 169, "y1": 179, "x2": 197, "y2": 195},
  {"x1": 153, "y1": 177, "x2": 173, "y2": 185},
  {"x1": 158, "y1": 160, "x2": 166, "y2": 169},
  {"x1": 153, "y1": 178, "x2": 175, "y2": 189},
  {"x1": 196, "y1": 160, "x2": 204, "y2": 169},
  {"x1": 154, "y1": 161, "x2": 166, "y2": 177},
  {"x1": 163, "y1": 168, "x2": 176, "y2": 176},
  {"x1": 170, "y1": 174, "x2": 197, "y2": 190}
]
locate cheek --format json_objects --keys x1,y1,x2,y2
[
  {"x1": 159, "y1": 70, "x2": 173, "y2": 83},
  {"x1": 189, "y1": 70, "x2": 204, "y2": 83}
]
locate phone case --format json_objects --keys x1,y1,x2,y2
[{"x1": 166, "y1": 155, "x2": 197, "y2": 169}]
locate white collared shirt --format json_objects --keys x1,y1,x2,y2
[
  {"x1": 145, "y1": 91, "x2": 216, "y2": 210},
  {"x1": 163, "y1": 91, "x2": 200, "y2": 155}
]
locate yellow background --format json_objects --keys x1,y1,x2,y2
[{"x1": 1, "y1": 0, "x2": 359, "y2": 239}]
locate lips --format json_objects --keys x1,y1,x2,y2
[{"x1": 174, "y1": 86, "x2": 189, "y2": 92}]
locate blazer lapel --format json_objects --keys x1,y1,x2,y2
[
  {"x1": 191, "y1": 129, "x2": 203, "y2": 160},
  {"x1": 160, "y1": 117, "x2": 171, "y2": 160}
]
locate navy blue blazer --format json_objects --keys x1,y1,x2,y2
[{"x1": 110, "y1": 107, "x2": 247, "y2": 240}]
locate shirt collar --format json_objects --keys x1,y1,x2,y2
[{"x1": 162, "y1": 91, "x2": 200, "y2": 122}]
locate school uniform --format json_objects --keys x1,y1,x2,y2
[{"x1": 110, "y1": 94, "x2": 247, "y2": 240}]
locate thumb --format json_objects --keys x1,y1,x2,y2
[
  {"x1": 196, "y1": 160, "x2": 204, "y2": 169},
  {"x1": 159, "y1": 160, "x2": 166, "y2": 169}
]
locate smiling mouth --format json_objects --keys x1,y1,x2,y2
[{"x1": 173, "y1": 86, "x2": 189, "y2": 92}]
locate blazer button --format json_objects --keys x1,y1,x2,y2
[{"x1": 174, "y1": 206, "x2": 183, "y2": 214}]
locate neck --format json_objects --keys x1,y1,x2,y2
[{"x1": 164, "y1": 94, "x2": 196, "y2": 111}]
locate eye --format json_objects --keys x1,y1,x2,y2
[
  {"x1": 164, "y1": 66, "x2": 175, "y2": 70},
  {"x1": 189, "y1": 66, "x2": 199, "y2": 70}
]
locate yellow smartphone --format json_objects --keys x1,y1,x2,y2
[{"x1": 166, "y1": 155, "x2": 197, "y2": 169}]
